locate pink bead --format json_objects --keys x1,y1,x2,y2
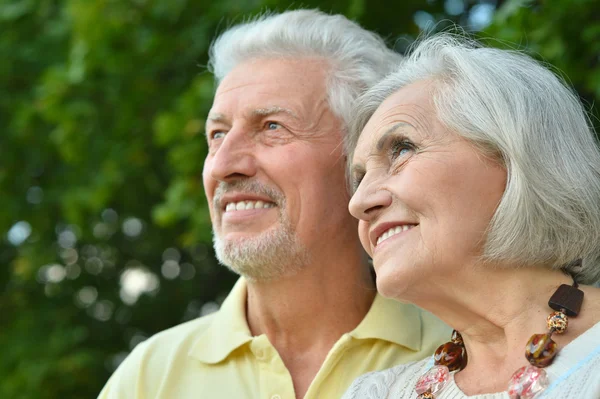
[
  {"x1": 508, "y1": 365, "x2": 549, "y2": 399},
  {"x1": 415, "y1": 365, "x2": 450, "y2": 395}
]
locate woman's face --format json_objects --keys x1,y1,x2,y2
[{"x1": 349, "y1": 81, "x2": 507, "y2": 299}]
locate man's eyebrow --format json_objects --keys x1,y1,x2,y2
[
  {"x1": 375, "y1": 122, "x2": 415, "y2": 152},
  {"x1": 251, "y1": 106, "x2": 298, "y2": 119},
  {"x1": 206, "y1": 113, "x2": 228, "y2": 124}
]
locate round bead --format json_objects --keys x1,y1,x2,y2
[
  {"x1": 508, "y1": 365, "x2": 549, "y2": 399},
  {"x1": 546, "y1": 311, "x2": 568, "y2": 334},
  {"x1": 434, "y1": 342, "x2": 465, "y2": 371},
  {"x1": 525, "y1": 333, "x2": 557, "y2": 367},
  {"x1": 451, "y1": 330, "x2": 464, "y2": 345},
  {"x1": 415, "y1": 365, "x2": 449, "y2": 395}
]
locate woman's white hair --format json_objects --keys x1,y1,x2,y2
[
  {"x1": 208, "y1": 9, "x2": 402, "y2": 154},
  {"x1": 352, "y1": 34, "x2": 600, "y2": 284}
]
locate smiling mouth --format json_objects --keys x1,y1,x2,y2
[
  {"x1": 224, "y1": 200, "x2": 276, "y2": 212},
  {"x1": 376, "y1": 225, "x2": 416, "y2": 245}
]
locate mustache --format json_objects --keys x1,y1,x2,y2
[{"x1": 213, "y1": 180, "x2": 285, "y2": 208}]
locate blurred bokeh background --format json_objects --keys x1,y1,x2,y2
[{"x1": 1, "y1": 0, "x2": 599, "y2": 397}]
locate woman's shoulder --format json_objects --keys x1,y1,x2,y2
[{"x1": 341, "y1": 357, "x2": 432, "y2": 399}]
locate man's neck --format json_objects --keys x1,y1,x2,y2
[{"x1": 245, "y1": 250, "x2": 375, "y2": 398}]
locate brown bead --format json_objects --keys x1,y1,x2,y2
[
  {"x1": 451, "y1": 330, "x2": 464, "y2": 345},
  {"x1": 525, "y1": 333, "x2": 557, "y2": 367},
  {"x1": 548, "y1": 284, "x2": 583, "y2": 317},
  {"x1": 417, "y1": 392, "x2": 435, "y2": 399},
  {"x1": 547, "y1": 311, "x2": 568, "y2": 334},
  {"x1": 434, "y1": 342, "x2": 465, "y2": 371}
]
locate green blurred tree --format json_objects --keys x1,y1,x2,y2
[
  {"x1": 5, "y1": 0, "x2": 598, "y2": 398},
  {"x1": 485, "y1": 0, "x2": 600, "y2": 131}
]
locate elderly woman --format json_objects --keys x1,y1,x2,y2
[{"x1": 342, "y1": 34, "x2": 600, "y2": 399}]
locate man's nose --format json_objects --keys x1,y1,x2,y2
[{"x1": 209, "y1": 130, "x2": 257, "y2": 182}]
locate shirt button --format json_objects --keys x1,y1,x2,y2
[{"x1": 271, "y1": 395, "x2": 281, "y2": 399}]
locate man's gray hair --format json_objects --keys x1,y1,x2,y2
[
  {"x1": 208, "y1": 9, "x2": 402, "y2": 154},
  {"x1": 352, "y1": 34, "x2": 600, "y2": 284}
]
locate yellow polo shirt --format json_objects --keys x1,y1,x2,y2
[{"x1": 99, "y1": 278, "x2": 449, "y2": 399}]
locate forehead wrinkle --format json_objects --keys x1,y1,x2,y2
[
  {"x1": 409, "y1": 104, "x2": 435, "y2": 137},
  {"x1": 380, "y1": 102, "x2": 434, "y2": 139}
]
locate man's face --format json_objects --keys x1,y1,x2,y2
[{"x1": 203, "y1": 58, "x2": 353, "y2": 280}]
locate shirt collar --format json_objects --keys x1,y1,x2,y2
[
  {"x1": 189, "y1": 278, "x2": 423, "y2": 364},
  {"x1": 189, "y1": 278, "x2": 253, "y2": 364},
  {"x1": 348, "y1": 293, "x2": 422, "y2": 351}
]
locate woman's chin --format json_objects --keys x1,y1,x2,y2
[{"x1": 374, "y1": 262, "x2": 418, "y2": 301}]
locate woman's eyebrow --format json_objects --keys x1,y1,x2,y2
[{"x1": 376, "y1": 122, "x2": 415, "y2": 152}]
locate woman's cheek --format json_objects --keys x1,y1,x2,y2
[{"x1": 358, "y1": 220, "x2": 373, "y2": 256}]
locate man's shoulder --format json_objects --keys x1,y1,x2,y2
[
  {"x1": 417, "y1": 306, "x2": 451, "y2": 353},
  {"x1": 138, "y1": 311, "x2": 219, "y2": 354},
  {"x1": 373, "y1": 294, "x2": 451, "y2": 351},
  {"x1": 98, "y1": 312, "x2": 222, "y2": 398},
  {"x1": 110, "y1": 311, "x2": 221, "y2": 374},
  {"x1": 152, "y1": 311, "x2": 219, "y2": 340}
]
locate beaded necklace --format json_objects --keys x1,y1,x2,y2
[{"x1": 415, "y1": 269, "x2": 584, "y2": 399}]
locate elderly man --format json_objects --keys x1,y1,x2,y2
[{"x1": 99, "y1": 9, "x2": 449, "y2": 399}]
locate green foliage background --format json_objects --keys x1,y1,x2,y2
[{"x1": 1, "y1": 0, "x2": 598, "y2": 397}]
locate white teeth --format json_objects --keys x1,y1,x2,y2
[
  {"x1": 376, "y1": 225, "x2": 416, "y2": 246},
  {"x1": 224, "y1": 200, "x2": 275, "y2": 212}
]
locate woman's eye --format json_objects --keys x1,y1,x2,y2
[
  {"x1": 395, "y1": 147, "x2": 410, "y2": 157},
  {"x1": 352, "y1": 175, "x2": 364, "y2": 193},
  {"x1": 390, "y1": 140, "x2": 414, "y2": 160}
]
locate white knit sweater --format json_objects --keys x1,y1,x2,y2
[{"x1": 342, "y1": 322, "x2": 600, "y2": 399}]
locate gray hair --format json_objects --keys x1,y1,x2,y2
[
  {"x1": 352, "y1": 34, "x2": 600, "y2": 284},
  {"x1": 208, "y1": 9, "x2": 402, "y2": 154}
]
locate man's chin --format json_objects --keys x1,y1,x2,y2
[
  {"x1": 218, "y1": 231, "x2": 266, "y2": 242},
  {"x1": 212, "y1": 232, "x2": 310, "y2": 281}
]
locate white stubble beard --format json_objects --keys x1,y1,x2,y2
[{"x1": 212, "y1": 181, "x2": 310, "y2": 281}]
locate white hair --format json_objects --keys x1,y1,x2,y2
[
  {"x1": 352, "y1": 34, "x2": 600, "y2": 284},
  {"x1": 208, "y1": 9, "x2": 402, "y2": 154}
]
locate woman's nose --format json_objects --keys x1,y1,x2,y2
[{"x1": 349, "y1": 177, "x2": 393, "y2": 221}]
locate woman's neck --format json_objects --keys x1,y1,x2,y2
[{"x1": 404, "y1": 264, "x2": 600, "y2": 395}]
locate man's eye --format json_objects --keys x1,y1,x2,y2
[
  {"x1": 211, "y1": 131, "x2": 226, "y2": 140},
  {"x1": 266, "y1": 122, "x2": 281, "y2": 130}
]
